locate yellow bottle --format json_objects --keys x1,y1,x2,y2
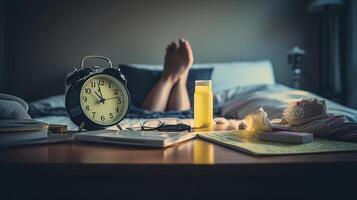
[{"x1": 194, "y1": 80, "x2": 213, "y2": 132}]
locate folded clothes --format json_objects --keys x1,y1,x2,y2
[
  {"x1": 286, "y1": 114, "x2": 357, "y2": 142},
  {"x1": 275, "y1": 98, "x2": 357, "y2": 142}
]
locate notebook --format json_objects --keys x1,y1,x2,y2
[
  {"x1": 198, "y1": 131, "x2": 357, "y2": 156},
  {"x1": 74, "y1": 130, "x2": 196, "y2": 147},
  {"x1": 0, "y1": 119, "x2": 48, "y2": 146}
]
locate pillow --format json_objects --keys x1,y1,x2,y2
[
  {"x1": 119, "y1": 64, "x2": 213, "y2": 107},
  {"x1": 130, "y1": 60, "x2": 275, "y2": 93},
  {"x1": 0, "y1": 100, "x2": 31, "y2": 119},
  {"x1": 28, "y1": 95, "x2": 67, "y2": 118},
  {"x1": 0, "y1": 94, "x2": 31, "y2": 119}
]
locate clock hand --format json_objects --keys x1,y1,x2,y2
[
  {"x1": 89, "y1": 93, "x2": 102, "y2": 104},
  {"x1": 94, "y1": 91, "x2": 105, "y2": 104},
  {"x1": 105, "y1": 96, "x2": 119, "y2": 100},
  {"x1": 94, "y1": 91, "x2": 101, "y2": 99},
  {"x1": 97, "y1": 83, "x2": 104, "y2": 98}
]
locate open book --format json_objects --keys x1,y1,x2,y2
[{"x1": 198, "y1": 131, "x2": 357, "y2": 156}]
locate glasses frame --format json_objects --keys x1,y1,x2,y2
[{"x1": 127, "y1": 118, "x2": 191, "y2": 132}]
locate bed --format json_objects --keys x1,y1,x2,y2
[{"x1": 29, "y1": 60, "x2": 357, "y2": 135}]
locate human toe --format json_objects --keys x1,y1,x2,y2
[
  {"x1": 166, "y1": 42, "x2": 178, "y2": 53},
  {"x1": 179, "y1": 41, "x2": 193, "y2": 59}
]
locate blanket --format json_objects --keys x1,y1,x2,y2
[{"x1": 29, "y1": 84, "x2": 357, "y2": 141}]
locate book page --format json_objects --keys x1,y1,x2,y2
[{"x1": 198, "y1": 132, "x2": 357, "y2": 156}]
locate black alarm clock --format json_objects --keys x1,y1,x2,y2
[{"x1": 65, "y1": 55, "x2": 131, "y2": 132}]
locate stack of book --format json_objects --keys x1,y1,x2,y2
[{"x1": 0, "y1": 119, "x2": 48, "y2": 146}]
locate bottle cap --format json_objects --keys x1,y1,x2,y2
[{"x1": 195, "y1": 80, "x2": 212, "y2": 86}]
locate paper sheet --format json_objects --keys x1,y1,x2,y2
[{"x1": 198, "y1": 132, "x2": 357, "y2": 156}]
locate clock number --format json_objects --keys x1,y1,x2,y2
[
  {"x1": 92, "y1": 112, "x2": 96, "y2": 118},
  {"x1": 109, "y1": 113, "x2": 113, "y2": 119},
  {"x1": 114, "y1": 89, "x2": 118, "y2": 95},
  {"x1": 118, "y1": 98, "x2": 122, "y2": 104},
  {"x1": 109, "y1": 82, "x2": 112, "y2": 88},
  {"x1": 85, "y1": 88, "x2": 91, "y2": 94},
  {"x1": 82, "y1": 96, "x2": 87, "y2": 102},
  {"x1": 116, "y1": 107, "x2": 119, "y2": 112},
  {"x1": 85, "y1": 105, "x2": 90, "y2": 111},
  {"x1": 91, "y1": 82, "x2": 96, "y2": 88},
  {"x1": 101, "y1": 115, "x2": 105, "y2": 121},
  {"x1": 98, "y1": 79, "x2": 104, "y2": 86}
]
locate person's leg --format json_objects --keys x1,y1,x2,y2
[
  {"x1": 166, "y1": 73, "x2": 190, "y2": 111},
  {"x1": 166, "y1": 40, "x2": 193, "y2": 111},
  {"x1": 142, "y1": 40, "x2": 191, "y2": 111},
  {"x1": 141, "y1": 74, "x2": 177, "y2": 112}
]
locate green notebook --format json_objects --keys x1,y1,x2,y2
[{"x1": 198, "y1": 132, "x2": 357, "y2": 156}]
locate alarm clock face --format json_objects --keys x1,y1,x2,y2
[{"x1": 79, "y1": 74, "x2": 129, "y2": 126}]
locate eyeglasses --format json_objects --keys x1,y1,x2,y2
[{"x1": 126, "y1": 118, "x2": 191, "y2": 132}]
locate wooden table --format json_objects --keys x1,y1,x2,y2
[{"x1": 1, "y1": 138, "x2": 357, "y2": 199}]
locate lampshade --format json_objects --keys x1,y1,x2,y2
[
  {"x1": 307, "y1": 0, "x2": 344, "y2": 12},
  {"x1": 288, "y1": 46, "x2": 306, "y2": 55}
]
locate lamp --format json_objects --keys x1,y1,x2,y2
[{"x1": 288, "y1": 46, "x2": 306, "y2": 89}]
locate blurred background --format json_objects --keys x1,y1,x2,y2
[{"x1": 0, "y1": 0, "x2": 356, "y2": 108}]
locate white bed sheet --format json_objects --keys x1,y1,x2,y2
[{"x1": 217, "y1": 84, "x2": 357, "y2": 122}]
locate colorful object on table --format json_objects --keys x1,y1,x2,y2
[
  {"x1": 65, "y1": 55, "x2": 131, "y2": 132},
  {"x1": 194, "y1": 80, "x2": 213, "y2": 131},
  {"x1": 239, "y1": 107, "x2": 272, "y2": 137},
  {"x1": 212, "y1": 108, "x2": 272, "y2": 137},
  {"x1": 48, "y1": 124, "x2": 68, "y2": 134}
]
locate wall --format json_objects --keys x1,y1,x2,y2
[
  {"x1": 0, "y1": 1, "x2": 4, "y2": 92},
  {"x1": 346, "y1": 0, "x2": 357, "y2": 108},
  {"x1": 5, "y1": 0, "x2": 319, "y2": 101}
]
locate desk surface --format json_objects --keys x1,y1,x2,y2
[
  {"x1": 2, "y1": 138, "x2": 357, "y2": 199},
  {"x1": 1, "y1": 138, "x2": 357, "y2": 165}
]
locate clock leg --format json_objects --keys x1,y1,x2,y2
[
  {"x1": 116, "y1": 124, "x2": 122, "y2": 130},
  {"x1": 78, "y1": 122, "x2": 86, "y2": 132}
]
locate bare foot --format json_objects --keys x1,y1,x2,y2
[{"x1": 162, "y1": 39, "x2": 193, "y2": 83}]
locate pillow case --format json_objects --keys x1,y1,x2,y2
[
  {"x1": 119, "y1": 64, "x2": 214, "y2": 107},
  {"x1": 130, "y1": 60, "x2": 275, "y2": 93}
]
